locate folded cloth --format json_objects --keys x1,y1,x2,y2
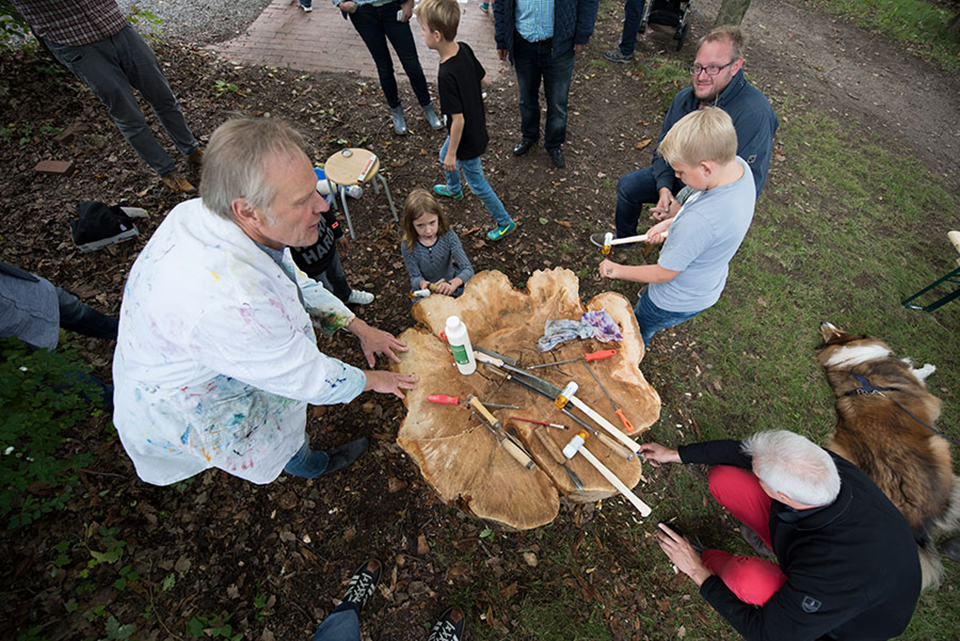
[{"x1": 537, "y1": 309, "x2": 623, "y2": 352}]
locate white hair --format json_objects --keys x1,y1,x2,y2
[
  {"x1": 200, "y1": 118, "x2": 307, "y2": 221},
  {"x1": 742, "y1": 431, "x2": 840, "y2": 506}
]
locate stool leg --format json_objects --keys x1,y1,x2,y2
[
  {"x1": 326, "y1": 178, "x2": 339, "y2": 210},
  {"x1": 378, "y1": 175, "x2": 399, "y2": 223},
  {"x1": 340, "y1": 186, "x2": 355, "y2": 239},
  {"x1": 901, "y1": 267, "x2": 960, "y2": 312}
]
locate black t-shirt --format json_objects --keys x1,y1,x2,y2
[{"x1": 438, "y1": 42, "x2": 488, "y2": 160}]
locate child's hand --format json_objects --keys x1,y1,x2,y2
[
  {"x1": 645, "y1": 219, "x2": 671, "y2": 244},
  {"x1": 436, "y1": 278, "x2": 460, "y2": 295},
  {"x1": 443, "y1": 153, "x2": 458, "y2": 172},
  {"x1": 419, "y1": 280, "x2": 431, "y2": 291},
  {"x1": 338, "y1": 237, "x2": 349, "y2": 254},
  {"x1": 599, "y1": 259, "x2": 620, "y2": 280}
]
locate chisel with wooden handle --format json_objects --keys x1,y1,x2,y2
[{"x1": 468, "y1": 396, "x2": 534, "y2": 469}]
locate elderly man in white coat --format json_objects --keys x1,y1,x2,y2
[{"x1": 112, "y1": 118, "x2": 418, "y2": 486}]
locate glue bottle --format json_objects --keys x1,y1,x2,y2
[{"x1": 445, "y1": 315, "x2": 476, "y2": 375}]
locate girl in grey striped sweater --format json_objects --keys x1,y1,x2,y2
[{"x1": 400, "y1": 189, "x2": 474, "y2": 297}]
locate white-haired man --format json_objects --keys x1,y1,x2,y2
[
  {"x1": 640, "y1": 430, "x2": 921, "y2": 641},
  {"x1": 113, "y1": 118, "x2": 418, "y2": 486}
]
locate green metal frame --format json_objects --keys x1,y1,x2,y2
[{"x1": 901, "y1": 265, "x2": 960, "y2": 312}]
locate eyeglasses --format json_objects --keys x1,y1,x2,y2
[{"x1": 689, "y1": 61, "x2": 735, "y2": 76}]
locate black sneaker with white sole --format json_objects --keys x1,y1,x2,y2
[{"x1": 341, "y1": 559, "x2": 382, "y2": 612}]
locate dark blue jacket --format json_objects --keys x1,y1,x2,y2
[
  {"x1": 494, "y1": 0, "x2": 598, "y2": 61},
  {"x1": 654, "y1": 69, "x2": 779, "y2": 196},
  {"x1": 678, "y1": 440, "x2": 921, "y2": 641}
]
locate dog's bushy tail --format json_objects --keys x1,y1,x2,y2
[{"x1": 920, "y1": 477, "x2": 960, "y2": 590}]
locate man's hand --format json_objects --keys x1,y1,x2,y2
[
  {"x1": 644, "y1": 219, "x2": 671, "y2": 244},
  {"x1": 348, "y1": 318, "x2": 408, "y2": 367},
  {"x1": 598, "y1": 259, "x2": 620, "y2": 280},
  {"x1": 399, "y1": 0, "x2": 414, "y2": 21},
  {"x1": 637, "y1": 442, "x2": 681, "y2": 466},
  {"x1": 656, "y1": 523, "x2": 713, "y2": 586},
  {"x1": 650, "y1": 188, "x2": 676, "y2": 221},
  {"x1": 339, "y1": 0, "x2": 358, "y2": 13},
  {"x1": 443, "y1": 152, "x2": 458, "y2": 172},
  {"x1": 498, "y1": 49, "x2": 508, "y2": 62},
  {"x1": 338, "y1": 236, "x2": 349, "y2": 254},
  {"x1": 574, "y1": 43, "x2": 586, "y2": 54},
  {"x1": 364, "y1": 370, "x2": 418, "y2": 399}
]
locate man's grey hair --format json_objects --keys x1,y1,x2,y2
[
  {"x1": 200, "y1": 118, "x2": 308, "y2": 220},
  {"x1": 742, "y1": 430, "x2": 840, "y2": 506}
]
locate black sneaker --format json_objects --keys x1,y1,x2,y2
[
  {"x1": 320, "y1": 437, "x2": 368, "y2": 476},
  {"x1": 658, "y1": 521, "x2": 705, "y2": 555},
  {"x1": 547, "y1": 147, "x2": 565, "y2": 168},
  {"x1": 428, "y1": 606, "x2": 465, "y2": 641},
  {"x1": 341, "y1": 559, "x2": 382, "y2": 612}
]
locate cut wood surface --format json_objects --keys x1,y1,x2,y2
[{"x1": 394, "y1": 268, "x2": 661, "y2": 530}]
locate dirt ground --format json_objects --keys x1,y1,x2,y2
[{"x1": 0, "y1": 1, "x2": 957, "y2": 640}]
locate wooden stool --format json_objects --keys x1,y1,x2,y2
[
  {"x1": 902, "y1": 231, "x2": 960, "y2": 312},
  {"x1": 323, "y1": 148, "x2": 398, "y2": 239}
]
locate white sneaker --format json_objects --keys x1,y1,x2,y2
[
  {"x1": 300, "y1": 2, "x2": 313, "y2": 12},
  {"x1": 347, "y1": 290, "x2": 375, "y2": 305}
]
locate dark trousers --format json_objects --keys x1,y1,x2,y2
[
  {"x1": 56, "y1": 288, "x2": 119, "y2": 340},
  {"x1": 349, "y1": 2, "x2": 432, "y2": 109},
  {"x1": 615, "y1": 166, "x2": 681, "y2": 238},
  {"x1": 619, "y1": 0, "x2": 647, "y2": 56},
  {"x1": 44, "y1": 25, "x2": 198, "y2": 177},
  {"x1": 513, "y1": 35, "x2": 576, "y2": 150}
]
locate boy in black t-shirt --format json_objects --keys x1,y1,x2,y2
[{"x1": 415, "y1": 0, "x2": 516, "y2": 241}]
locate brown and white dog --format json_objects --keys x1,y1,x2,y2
[{"x1": 816, "y1": 322, "x2": 960, "y2": 589}]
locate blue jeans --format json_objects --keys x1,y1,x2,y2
[
  {"x1": 312, "y1": 603, "x2": 360, "y2": 641},
  {"x1": 634, "y1": 290, "x2": 702, "y2": 346},
  {"x1": 284, "y1": 441, "x2": 329, "y2": 478},
  {"x1": 615, "y1": 166, "x2": 682, "y2": 238},
  {"x1": 45, "y1": 26, "x2": 198, "y2": 177},
  {"x1": 513, "y1": 36, "x2": 576, "y2": 150},
  {"x1": 349, "y1": 2, "x2": 432, "y2": 109},
  {"x1": 619, "y1": 0, "x2": 647, "y2": 56},
  {"x1": 440, "y1": 137, "x2": 512, "y2": 227}
]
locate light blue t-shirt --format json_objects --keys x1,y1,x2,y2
[{"x1": 649, "y1": 156, "x2": 756, "y2": 313}]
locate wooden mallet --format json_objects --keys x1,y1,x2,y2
[{"x1": 562, "y1": 431, "x2": 651, "y2": 517}]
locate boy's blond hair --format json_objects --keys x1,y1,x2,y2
[
  {"x1": 414, "y1": 0, "x2": 460, "y2": 42},
  {"x1": 657, "y1": 107, "x2": 737, "y2": 167}
]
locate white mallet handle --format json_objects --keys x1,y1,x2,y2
[
  {"x1": 578, "y1": 445, "x2": 651, "y2": 516},
  {"x1": 569, "y1": 395, "x2": 641, "y2": 454},
  {"x1": 611, "y1": 231, "x2": 668, "y2": 246}
]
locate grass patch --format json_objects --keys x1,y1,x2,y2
[
  {"x1": 794, "y1": 0, "x2": 960, "y2": 73},
  {"x1": 653, "y1": 99, "x2": 960, "y2": 638}
]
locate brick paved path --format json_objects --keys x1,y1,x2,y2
[{"x1": 214, "y1": 0, "x2": 506, "y2": 84}]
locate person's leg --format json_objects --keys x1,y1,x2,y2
[
  {"x1": 382, "y1": 5, "x2": 433, "y2": 107},
  {"x1": 115, "y1": 26, "x2": 199, "y2": 158},
  {"x1": 708, "y1": 465, "x2": 775, "y2": 548},
  {"x1": 700, "y1": 549, "x2": 787, "y2": 606},
  {"x1": 55, "y1": 288, "x2": 119, "y2": 340},
  {"x1": 614, "y1": 166, "x2": 660, "y2": 238},
  {"x1": 541, "y1": 45, "x2": 575, "y2": 150},
  {"x1": 459, "y1": 157, "x2": 512, "y2": 227},
  {"x1": 513, "y1": 36, "x2": 541, "y2": 144},
  {"x1": 318, "y1": 251, "x2": 353, "y2": 303},
  {"x1": 619, "y1": 0, "x2": 646, "y2": 57},
  {"x1": 349, "y1": 6, "x2": 401, "y2": 108},
  {"x1": 312, "y1": 605, "x2": 361, "y2": 641},
  {"x1": 439, "y1": 137, "x2": 463, "y2": 196},
  {"x1": 633, "y1": 291, "x2": 702, "y2": 346},
  {"x1": 44, "y1": 37, "x2": 177, "y2": 177}
]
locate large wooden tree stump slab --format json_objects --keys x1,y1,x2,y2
[{"x1": 394, "y1": 268, "x2": 661, "y2": 530}]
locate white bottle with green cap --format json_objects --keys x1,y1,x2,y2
[{"x1": 445, "y1": 315, "x2": 476, "y2": 375}]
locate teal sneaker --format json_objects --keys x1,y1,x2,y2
[
  {"x1": 479, "y1": 2, "x2": 489, "y2": 11},
  {"x1": 486, "y1": 221, "x2": 516, "y2": 241},
  {"x1": 433, "y1": 184, "x2": 463, "y2": 200}
]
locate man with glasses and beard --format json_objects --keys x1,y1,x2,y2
[{"x1": 591, "y1": 26, "x2": 779, "y2": 247}]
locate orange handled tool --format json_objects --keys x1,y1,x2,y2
[
  {"x1": 526, "y1": 349, "x2": 617, "y2": 370},
  {"x1": 583, "y1": 362, "x2": 635, "y2": 434},
  {"x1": 428, "y1": 395, "x2": 518, "y2": 409}
]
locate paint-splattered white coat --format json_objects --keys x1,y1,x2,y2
[{"x1": 112, "y1": 199, "x2": 366, "y2": 485}]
